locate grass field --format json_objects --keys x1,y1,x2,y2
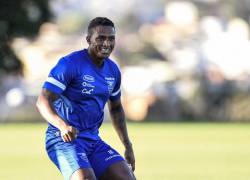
[{"x1": 0, "y1": 122, "x2": 250, "y2": 180}]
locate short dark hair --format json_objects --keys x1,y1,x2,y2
[{"x1": 87, "y1": 17, "x2": 115, "y2": 35}]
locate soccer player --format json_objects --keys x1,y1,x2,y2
[{"x1": 36, "y1": 17, "x2": 135, "y2": 180}]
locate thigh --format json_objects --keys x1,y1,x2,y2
[
  {"x1": 88, "y1": 140, "x2": 125, "y2": 179},
  {"x1": 47, "y1": 142, "x2": 92, "y2": 180},
  {"x1": 99, "y1": 161, "x2": 136, "y2": 180}
]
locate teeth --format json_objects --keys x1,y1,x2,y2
[{"x1": 101, "y1": 48, "x2": 109, "y2": 53}]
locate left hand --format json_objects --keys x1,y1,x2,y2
[{"x1": 124, "y1": 144, "x2": 135, "y2": 171}]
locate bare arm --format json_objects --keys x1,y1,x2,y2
[
  {"x1": 108, "y1": 99, "x2": 135, "y2": 171},
  {"x1": 36, "y1": 88, "x2": 77, "y2": 142}
]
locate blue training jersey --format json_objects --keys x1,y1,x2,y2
[{"x1": 43, "y1": 49, "x2": 121, "y2": 138}]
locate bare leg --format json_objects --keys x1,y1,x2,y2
[
  {"x1": 99, "y1": 161, "x2": 136, "y2": 180},
  {"x1": 70, "y1": 168, "x2": 97, "y2": 180}
]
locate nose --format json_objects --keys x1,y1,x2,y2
[{"x1": 103, "y1": 39, "x2": 110, "y2": 47}]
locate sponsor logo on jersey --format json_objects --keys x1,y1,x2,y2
[
  {"x1": 105, "y1": 77, "x2": 115, "y2": 81},
  {"x1": 105, "y1": 77, "x2": 115, "y2": 94},
  {"x1": 83, "y1": 75, "x2": 95, "y2": 82},
  {"x1": 82, "y1": 75, "x2": 95, "y2": 95},
  {"x1": 82, "y1": 82, "x2": 95, "y2": 88},
  {"x1": 82, "y1": 88, "x2": 94, "y2": 94}
]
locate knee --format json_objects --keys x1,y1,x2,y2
[
  {"x1": 83, "y1": 174, "x2": 97, "y2": 180},
  {"x1": 71, "y1": 174, "x2": 96, "y2": 180},
  {"x1": 70, "y1": 168, "x2": 97, "y2": 180}
]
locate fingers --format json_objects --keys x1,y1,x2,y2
[
  {"x1": 71, "y1": 127, "x2": 78, "y2": 138},
  {"x1": 62, "y1": 132, "x2": 70, "y2": 142},
  {"x1": 131, "y1": 160, "x2": 135, "y2": 171},
  {"x1": 62, "y1": 131, "x2": 75, "y2": 142},
  {"x1": 125, "y1": 149, "x2": 135, "y2": 171},
  {"x1": 126, "y1": 157, "x2": 135, "y2": 171},
  {"x1": 60, "y1": 126, "x2": 78, "y2": 142},
  {"x1": 127, "y1": 157, "x2": 135, "y2": 171}
]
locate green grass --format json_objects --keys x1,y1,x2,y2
[{"x1": 0, "y1": 122, "x2": 250, "y2": 180}]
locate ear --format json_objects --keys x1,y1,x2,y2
[{"x1": 86, "y1": 35, "x2": 90, "y2": 44}]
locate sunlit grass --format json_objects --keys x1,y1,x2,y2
[{"x1": 0, "y1": 122, "x2": 250, "y2": 180}]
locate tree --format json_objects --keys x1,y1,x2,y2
[{"x1": 0, "y1": 0, "x2": 50, "y2": 75}]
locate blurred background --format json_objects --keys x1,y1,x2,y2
[
  {"x1": 1, "y1": 0, "x2": 250, "y2": 180},
  {"x1": 1, "y1": 0, "x2": 250, "y2": 123}
]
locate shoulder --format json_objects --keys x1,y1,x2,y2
[
  {"x1": 57, "y1": 49, "x2": 85, "y2": 67},
  {"x1": 105, "y1": 58, "x2": 121, "y2": 82},
  {"x1": 64, "y1": 49, "x2": 85, "y2": 62},
  {"x1": 105, "y1": 58, "x2": 121, "y2": 72}
]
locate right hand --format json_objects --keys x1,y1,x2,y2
[{"x1": 60, "y1": 125, "x2": 78, "y2": 142}]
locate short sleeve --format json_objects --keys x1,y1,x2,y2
[
  {"x1": 43, "y1": 57, "x2": 74, "y2": 94},
  {"x1": 109, "y1": 67, "x2": 121, "y2": 101}
]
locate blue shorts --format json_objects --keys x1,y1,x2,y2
[{"x1": 46, "y1": 131, "x2": 124, "y2": 180}]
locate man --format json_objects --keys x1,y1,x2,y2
[{"x1": 36, "y1": 17, "x2": 135, "y2": 180}]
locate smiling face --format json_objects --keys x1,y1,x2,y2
[{"x1": 87, "y1": 25, "x2": 115, "y2": 65}]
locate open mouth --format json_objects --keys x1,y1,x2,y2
[
  {"x1": 100, "y1": 48, "x2": 110, "y2": 54},
  {"x1": 98, "y1": 47, "x2": 112, "y2": 56}
]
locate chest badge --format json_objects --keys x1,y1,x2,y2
[{"x1": 105, "y1": 77, "x2": 115, "y2": 94}]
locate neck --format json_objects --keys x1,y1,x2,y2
[{"x1": 87, "y1": 48, "x2": 104, "y2": 67}]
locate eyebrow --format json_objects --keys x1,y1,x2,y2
[{"x1": 97, "y1": 34, "x2": 115, "y2": 38}]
